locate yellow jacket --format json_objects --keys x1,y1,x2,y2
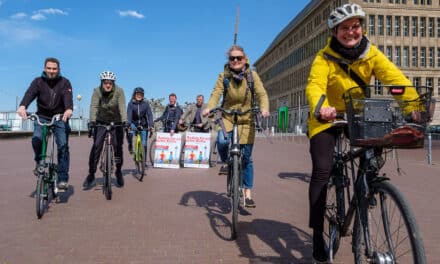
[
  {"x1": 306, "y1": 37, "x2": 418, "y2": 138},
  {"x1": 207, "y1": 64, "x2": 269, "y2": 144}
]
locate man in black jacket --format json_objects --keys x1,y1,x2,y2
[
  {"x1": 17, "y1": 57, "x2": 73, "y2": 191},
  {"x1": 154, "y1": 93, "x2": 183, "y2": 136}
]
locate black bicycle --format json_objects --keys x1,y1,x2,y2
[
  {"x1": 317, "y1": 85, "x2": 433, "y2": 263},
  {"x1": 209, "y1": 106, "x2": 260, "y2": 240},
  {"x1": 29, "y1": 113, "x2": 63, "y2": 219},
  {"x1": 95, "y1": 122, "x2": 124, "y2": 200}
]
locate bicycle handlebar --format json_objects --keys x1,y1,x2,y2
[
  {"x1": 27, "y1": 113, "x2": 62, "y2": 126},
  {"x1": 209, "y1": 106, "x2": 260, "y2": 116}
]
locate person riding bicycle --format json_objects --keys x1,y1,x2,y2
[
  {"x1": 83, "y1": 71, "x2": 127, "y2": 189},
  {"x1": 202, "y1": 45, "x2": 269, "y2": 208},
  {"x1": 126, "y1": 87, "x2": 154, "y2": 155},
  {"x1": 306, "y1": 4, "x2": 420, "y2": 263},
  {"x1": 154, "y1": 93, "x2": 183, "y2": 137},
  {"x1": 178, "y1": 94, "x2": 210, "y2": 133},
  {"x1": 17, "y1": 57, "x2": 73, "y2": 191}
]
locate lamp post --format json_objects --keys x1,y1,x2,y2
[{"x1": 77, "y1": 94, "x2": 82, "y2": 136}]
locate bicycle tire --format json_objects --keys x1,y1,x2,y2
[
  {"x1": 352, "y1": 180, "x2": 426, "y2": 264},
  {"x1": 149, "y1": 138, "x2": 156, "y2": 166},
  {"x1": 139, "y1": 144, "x2": 146, "y2": 181},
  {"x1": 231, "y1": 155, "x2": 240, "y2": 240},
  {"x1": 209, "y1": 140, "x2": 218, "y2": 167},
  {"x1": 36, "y1": 173, "x2": 47, "y2": 219},
  {"x1": 134, "y1": 137, "x2": 142, "y2": 179},
  {"x1": 104, "y1": 144, "x2": 112, "y2": 200},
  {"x1": 323, "y1": 175, "x2": 341, "y2": 261}
]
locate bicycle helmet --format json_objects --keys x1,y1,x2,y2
[
  {"x1": 99, "y1": 71, "x2": 116, "y2": 81},
  {"x1": 328, "y1": 3, "x2": 365, "y2": 29},
  {"x1": 134, "y1": 87, "x2": 144, "y2": 94}
]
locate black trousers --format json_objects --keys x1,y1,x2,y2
[
  {"x1": 88, "y1": 126, "x2": 124, "y2": 174},
  {"x1": 308, "y1": 128, "x2": 337, "y2": 232}
]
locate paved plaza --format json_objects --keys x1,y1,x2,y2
[{"x1": 0, "y1": 135, "x2": 439, "y2": 263}]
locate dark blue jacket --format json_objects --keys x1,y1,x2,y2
[
  {"x1": 154, "y1": 104, "x2": 183, "y2": 131},
  {"x1": 127, "y1": 99, "x2": 154, "y2": 129}
]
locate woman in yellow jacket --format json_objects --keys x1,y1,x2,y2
[
  {"x1": 305, "y1": 4, "x2": 419, "y2": 263},
  {"x1": 203, "y1": 45, "x2": 269, "y2": 208}
]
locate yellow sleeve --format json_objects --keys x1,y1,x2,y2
[
  {"x1": 306, "y1": 52, "x2": 330, "y2": 119},
  {"x1": 207, "y1": 73, "x2": 225, "y2": 110},
  {"x1": 252, "y1": 71, "x2": 269, "y2": 112}
]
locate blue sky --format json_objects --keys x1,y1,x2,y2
[{"x1": 0, "y1": 0, "x2": 310, "y2": 117}]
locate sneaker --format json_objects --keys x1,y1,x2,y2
[
  {"x1": 128, "y1": 144, "x2": 134, "y2": 154},
  {"x1": 218, "y1": 164, "x2": 228, "y2": 175},
  {"x1": 57, "y1": 181, "x2": 69, "y2": 191},
  {"x1": 82, "y1": 174, "x2": 95, "y2": 189},
  {"x1": 312, "y1": 231, "x2": 328, "y2": 263},
  {"x1": 116, "y1": 170, "x2": 124, "y2": 187},
  {"x1": 245, "y1": 198, "x2": 256, "y2": 208}
]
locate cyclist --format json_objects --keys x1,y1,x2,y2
[
  {"x1": 306, "y1": 4, "x2": 419, "y2": 262},
  {"x1": 126, "y1": 87, "x2": 154, "y2": 155},
  {"x1": 202, "y1": 45, "x2": 269, "y2": 208},
  {"x1": 178, "y1": 94, "x2": 210, "y2": 133},
  {"x1": 154, "y1": 93, "x2": 183, "y2": 137},
  {"x1": 83, "y1": 71, "x2": 127, "y2": 189},
  {"x1": 17, "y1": 57, "x2": 73, "y2": 191}
]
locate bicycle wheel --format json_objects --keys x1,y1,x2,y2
[
  {"x1": 230, "y1": 155, "x2": 240, "y2": 240},
  {"x1": 139, "y1": 144, "x2": 146, "y2": 181},
  {"x1": 149, "y1": 138, "x2": 156, "y2": 166},
  {"x1": 209, "y1": 140, "x2": 218, "y2": 167},
  {"x1": 103, "y1": 144, "x2": 112, "y2": 200},
  {"x1": 323, "y1": 175, "x2": 341, "y2": 261},
  {"x1": 352, "y1": 180, "x2": 426, "y2": 264},
  {"x1": 134, "y1": 138, "x2": 142, "y2": 177},
  {"x1": 36, "y1": 173, "x2": 47, "y2": 219}
]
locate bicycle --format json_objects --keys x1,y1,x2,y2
[
  {"x1": 130, "y1": 123, "x2": 150, "y2": 181},
  {"x1": 93, "y1": 122, "x2": 124, "y2": 200},
  {"x1": 209, "y1": 106, "x2": 261, "y2": 240},
  {"x1": 316, "y1": 85, "x2": 433, "y2": 263},
  {"x1": 28, "y1": 113, "x2": 63, "y2": 219}
]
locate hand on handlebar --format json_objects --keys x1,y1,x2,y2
[
  {"x1": 17, "y1": 106, "x2": 27, "y2": 119},
  {"x1": 202, "y1": 108, "x2": 210, "y2": 117},
  {"x1": 261, "y1": 110, "x2": 270, "y2": 118},
  {"x1": 319, "y1": 106, "x2": 337, "y2": 121}
]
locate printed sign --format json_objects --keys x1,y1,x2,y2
[
  {"x1": 182, "y1": 132, "x2": 211, "y2": 168},
  {"x1": 153, "y1": 132, "x2": 182, "y2": 169}
]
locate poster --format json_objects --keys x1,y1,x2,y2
[
  {"x1": 153, "y1": 132, "x2": 182, "y2": 169},
  {"x1": 182, "y1": 132, "x2": 211, "y2": 168}
]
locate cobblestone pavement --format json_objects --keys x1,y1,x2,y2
[{"x1": 0, "y1": 135, "x2": 439, "y2": 264}]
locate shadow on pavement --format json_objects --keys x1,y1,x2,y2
[
  {"x1": 180, "y1": 190, "x2": 251, "y2": 241},
  {"x1": 236, "y1": 219, "x2": 312, "y2": 264},
  {"x1": 278, "y1": 172, "x2": 310, "y2": 183}
]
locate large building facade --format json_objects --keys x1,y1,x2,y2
[{"x1": 254, "y1": 0, "x2": 440, "y2": 133}]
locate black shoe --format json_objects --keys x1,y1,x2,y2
[
  {"x1": 116, "y1": 170, "x2": 124, "y2": 187},
  {"x1": 128, "y1": 144, "x2": 133, "y2": 154},
  {"x1": 312, "y1": 231, "x2": 328, "y2": 263},
  {"x1": 82, "y1": 174, "x2": 95, "y2": 189},
  {"x1": 218, "y1": 164, "x2": 228, "y2": 175},
  {"x1": 245, "y1": 198, "x2": 256, "y2": 208},
  {"x1": 57, "y1": 181, "x2": 69, "y2": 191}
]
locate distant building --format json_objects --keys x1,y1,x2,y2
[{"x1": 254, "y1": 0, "x2": 440, "y2": 133}]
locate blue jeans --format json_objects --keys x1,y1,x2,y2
[
  {"x1": 32, "y1": 118, "x2": 70, "y2": 182},
  {"x1": 127, "y1": 123, "x2": 149, "y2": 147},
  {"x1": 217, "y1": 130, "x2": 254, "y2": 189}
]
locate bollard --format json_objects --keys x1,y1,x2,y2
[{"x1": 428, "y1": 133, "x2": 432, "y2": 165}]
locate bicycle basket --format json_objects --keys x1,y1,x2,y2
[{"x1": 343, "y1": 85, "x2": 432, "y2": 148}]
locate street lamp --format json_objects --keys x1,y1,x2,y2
[{"x1": 77, "y1": 94, "x2": 82, "y2": 136}]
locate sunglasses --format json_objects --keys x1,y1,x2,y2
[
  {"x1": 103, "y1": 81, "x2": 113, "y2": 85},
  {"x1": 229, "y1": 56, "x2": 244, "y2": 62}
]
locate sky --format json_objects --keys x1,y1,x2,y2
[{"x1": 0, "y1": 0, "x2": 310, "y2": 117}]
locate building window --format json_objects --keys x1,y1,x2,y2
[
  {"x1": 394, "y1": 46, "x2": 401, "y2": 66},
  {"x1": 375, "y1": 81, "x2": 383, "y2": 95},
  {"x1": 413, "y1": 0, "x2": 419, "y2": 4},
  {"x1": 378, "y1": 15, "x2": 384, "y2": 35},
  {"x1": 412, "y1": 47, "x2": 418, "y2": 67},
  {"x1": 438, "y1": 48, "x2": 440, "y2": 67},
  {"x1": 412, "y1": 17, "x2": 418, "y2": 37},
  {"x1": 426, "y1": 77, "x2": 433, "y2": 88},
  {"x1": 420, "y1": 47, "x2": 426, "y2": 67},
  {"x1": 403, "y1": 16, "x2": 409, "y2": 36},
  {"x1": 389, "y1": 0, "x2": 393, "y2": 3},
  {"x1": 402, "y1": 0, "x2": 406, "y2": 3},
  {"x1": 429, "y1": 17, "x2": 435, "y2": 37},
  {"x1": 379, "y1": 45, "x2": 385, "y2": 52},
  {"x1": 386, "y1": 46, "x2": 393, "y2": 61},
  {"x1": 369, "y1": 15, "x2": 376, "y2": 35},
  {"x1": 413, "y1": 77, "x2": 421, "y2": 87},
  {"x1": 438, "y1": 78, "x2": 440, "y2": 96},
  {"x1": 395, "y1": 16, "x2": 401, "y2": 36},
  {"x1": 386, "y1": 16, "x2": 393, "y2": 36},
  {"x1": 403, "y1": 46, "x2": 409, "y2": 67},
  {"x1": 420, "y1": 17, "x2": 426, "y2": 37},
  {"x1": 429, "y1": 47, "x2": 434, "y2": 67}
]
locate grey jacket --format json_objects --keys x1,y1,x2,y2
[{"x1": 181, "y1": 103, "x2": 210, "y2": 131}]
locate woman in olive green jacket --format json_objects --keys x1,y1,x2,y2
[{"x1": 203, "y1": 45, "x2": 269, "y2": 208}]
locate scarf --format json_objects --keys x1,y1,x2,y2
[
  {"x1": 330, "y1": 35, "x2": 368, "y2": 61},
  {"x1": 225, "y1": 65, "x2": 247, "y2": 83}
]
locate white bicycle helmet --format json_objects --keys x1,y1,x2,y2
[
  {"x1": 99, "y1": 71, "x2": 116, "y2": 81},
  {"x1": 328, "y1": 3, "x2": 365, "y2": 29}
]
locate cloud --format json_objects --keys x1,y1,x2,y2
[
  {"x1": 31, "y1": 8, "x2": 68, "y2": 21},
  {"x1": 0, "y1": 20, "x2": 48, "y2": 42},
  {"x1": 117, "y1": 10, "x2": 144, "y2": 19},
  {"x1": 11, "y1": 12, "x2": 27, "y2": 19}
]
